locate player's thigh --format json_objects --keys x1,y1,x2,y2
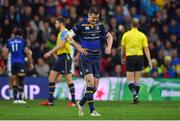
[
  {"x1": 56, "y1": 74, "x2": 62, "y2": 83},
  {"x1": 11, "y1": 75, "x2": 18, "y2": 85},
  {"x1": 48, "y1": 70, "x2": 59, "y2": 82},
  {"x1": 92, "y1": 59, "x2": 100, "y2": 78},
  {"x1": 51, "y1": 57, "x2": 72, "y2": 74},
  {"x1": 79, "y1": 57, "x2": 93, "y2": 78},
  {"x1": 84, "y1": 73, "x2": 94, "y2": 87},
  {"x1": 65, "y1": 73, "x2": 73, "y2": 84},
  {"x1": 134, "y1": 71, "x2": 142, "y2": 83},
  {"x1": 126, "y1": 72, "x2": 135, "y2": 82},
  {"x1": 11, "y1": 63, "x2": 26, "y2": 76}
]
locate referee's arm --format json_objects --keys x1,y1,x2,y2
[
  {"x1": 143, "y1": 35, "x2": 152, "y2": 69},
  {"x1": 143, "y1": 46, "x2": 152, "y2": 69},
  {"x1": 121, "y1": 33, "x2": 126, "y2": 64}
]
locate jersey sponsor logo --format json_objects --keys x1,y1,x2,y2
[
  {"x1": 21, "y1": 69, "x2": 25, "y2": 72},
  {"x1": 85, "y1": 26, "x2": 90, "y2": 30}
]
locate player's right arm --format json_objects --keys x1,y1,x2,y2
[
  {"x1": 66, "y1": 36, "x2": 88, "y2": 55},
  {"x1": 65, "y1": 22, "x2": 88, "y2": 55},
  {"x1": 142, "y1": 34, "x2": 152, "y2": 69},
  {"x1": 24, "y1": 47, "x2": 33, "y2": 70}
]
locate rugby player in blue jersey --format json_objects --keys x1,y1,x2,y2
[
  {"x1": 6, "y1": 29, "x2": 33, "y2": 104},
  {"x1": 67, "y1": 6, "x2": 113, "y2": 116}
]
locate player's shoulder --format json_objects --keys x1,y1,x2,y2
[
  {"x1": 96, "y1": 21, "x2": 104, "y2": 26},
  {"x1": 138, "y1": 30, "x2": 146, "y2": 38},
  {"x1": 78, "y1": 18, "x2": 88, "y2": 25},
  {"x1": 123, "y1": 30, "x2": 131, "y2": 36},
  {"x1": 61, "y1": 29, "x2": 68, "y2": 36}
]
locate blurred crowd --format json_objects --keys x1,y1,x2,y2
[{"x1": 0, "y1": 0, "x2": 179, "y2": 78}]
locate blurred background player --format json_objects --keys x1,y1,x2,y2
[
  {"x1": 40, "y1": 16, "x2": 87, "y2": 106},
  {"x1": 6, "y1": 29, "x2": 33, "y2": 104},
  {"x1": 121, "y1": 18, "x2": 152, "y2": 104},
  {"x1": 1, "y1": 47, "x2": 14, "y2": 99},
  {"x1": 67, "y1": 6, "x2": 113, "y2": 116}
]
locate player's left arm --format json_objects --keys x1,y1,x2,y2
[
  {"x1": 24, "y1": 47, "x2": 33, "y2": 70},
  {"x1": 44, "y1": 31, "x2": 67, "y2": 58},
  {"x1": 105, "y1": 32, "x2": 113, "y2": 55},
  {"x1": 120, "y1": 33, "x2": 126, "y2": 64},
  {"x1": 44, "y1": 41, "x2": 65, "y2": 58}
]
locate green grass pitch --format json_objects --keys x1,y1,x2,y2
[{"x1": 0, "y1": 100, "x2": 180, "y2": 120}]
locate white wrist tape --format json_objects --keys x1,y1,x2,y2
[{"x1": 68, "y1": 30, "x2": 75, "y2": 37}]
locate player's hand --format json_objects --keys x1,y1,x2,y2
[
  {"x1": 44, "y1": 52, "x2": 51, "y2": 59},
  {"x1": 149, "y1": 62, "x2": 152, "y2": 70},
  {"x1": 65, "y1": 34, "x2": 70, "y2": 40},
  {"x1": 29, "y1": 63, "x2": 34, "y2": 70},
  {"x1": 79, "y1": 48, "x2": 88, "y2": 55},
  {"x1": 105, "y1": 47, "x2": 111, "y2": 55}
]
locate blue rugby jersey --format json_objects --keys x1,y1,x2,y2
[
  {"x1": 7, "y1": 36, "x2": 26, "y2": 64},
  {"x1": 72, "y1": 18, "x2": 108, "y2": 58}
]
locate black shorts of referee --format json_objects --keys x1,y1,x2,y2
[{"x1": 126, "y1": 55, "x2": 144, "y2": 72}]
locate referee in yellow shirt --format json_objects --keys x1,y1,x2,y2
[{"x1": 121, "y1": 18, "x2": 152, "y2": 104}]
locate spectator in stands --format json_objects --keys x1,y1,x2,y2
[
  {"x1": 111, "y1": 64, "x2": 122, "y2": 77},
  {"x1": 160, "y1": 56, "x2": 175, "y2": 78},
  {"x1": 0, "y1": 0, "x2": 179, "y2": 78},
  {"x1": 144, "y1": 58, "x2": 161, "y2": 78},
  {"x1": 35, "y1": 58, "x2": 50, "y2": 76}
]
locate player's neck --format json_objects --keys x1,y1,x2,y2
[{"x1": 60, "y1": 26, "x2": 65, "y2": 31}]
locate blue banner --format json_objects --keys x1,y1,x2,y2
[{"x1": 0, "y1": 77, "x2": 49, "y2": 100}]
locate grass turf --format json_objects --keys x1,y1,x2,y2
[{"x1": 0, "y1": 100, "x2": 180, "y2": 120}]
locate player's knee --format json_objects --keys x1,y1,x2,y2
[
  {"x1": 48, "y1": 76, "x2": 55, "y2": 82},
  {"x1": 66, "y1": 78, "x2": 73, "y2": 84},
  {"x1": 87, "y1": 80, "x2": 94, "y2": 87}
]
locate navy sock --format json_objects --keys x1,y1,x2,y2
[
  {"x1": 17, "y1": 76, "x2": 25, "y2": 100},
  {"x1": 86, "y1": 87, "x2": 95, "y2": 113},
  {"x1": 48, "y1": 82, "x2": 55, "y2": 103},
  {"x1": 128, "y1": 82, "x2": 137, "y2": 98},
  {"x1": 13, "y1": 86, "x2": 18, "y2": 100},
  {"x1": 135, "y1": 83, "x2": 140, "y2": 94},
  {"x1": 68, "y1": 83, "x2": 75, "y2": 103}
]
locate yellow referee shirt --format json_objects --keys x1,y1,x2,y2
[
  {"x1": 121, "y1": 28, "x2": 148, "y2": 56},
  {"x1": 56, "y1": 29, "x2": 71, "y2": 55}
]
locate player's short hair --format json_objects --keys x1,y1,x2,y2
[
  {"x1": 131, "y1": 18, "x2": 139, "y2": 27},
  {"x1": 15, "y1": 29, "x2": 23, "y2": 36},
  {"x1": 88, "y1": 6, "x2": 100, "y2": 15},
  {"x1": 56, "y1": 16, "x2": 66, "y2": 25}
]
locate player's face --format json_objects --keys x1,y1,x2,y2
[
  {"x1": 55, "y1": 20, "x2": 60, "y2": 29},
  {"x1": 88, "y1": 13, "x2": 99, "y2": 24}
]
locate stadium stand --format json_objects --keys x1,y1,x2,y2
[{"x1": 0, "y1": 0, "x2": 179, "y2": 77}]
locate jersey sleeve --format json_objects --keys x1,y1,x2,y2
[
  {"x1": 60, "y1": 30, "x2": 68, "y2": 42},
  {"x1": 121, "y1": 33, "x2": 126, "y2": 46},
  {"x1": 72, "y1": 21, "x2": 82, "y2": 35},
  {"x1": 142, "y1": 34, "x2": 148, "y2": 47},
  {"x1": 101, "y1": 23, "x2": 108, "y2": 36}
]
